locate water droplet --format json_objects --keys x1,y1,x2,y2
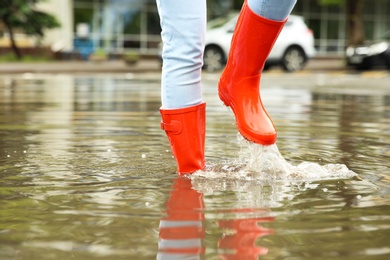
[
  {"x1": 356, "y1": 195, "x2": 362, "y2": 200},
  {"x1": 141, "y1": 154, "x2": 146, "y2": 158},
  {"x1": 7, "y1": 155, "x2": 10, "y2": 158},
  {"x1": 145, "y1": 202, "x2": 150, "y2": 207},
  {"x1": 107, "y1": 149, "x2": 111, "y2": 153},
  {"x1": 322, "y1": 188, "x2": 328, "y2": 192}
]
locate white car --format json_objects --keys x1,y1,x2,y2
[{"x1": 203, "y1": 14, "x2": 316, "y2": 72}]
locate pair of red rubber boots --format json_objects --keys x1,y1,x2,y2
[{"x1": 160, "y1": 2, "x2": 286, "y2": 175}]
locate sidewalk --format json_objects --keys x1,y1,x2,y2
[
  {"x1": 0, "y1": 57, "x2": 347, "y2": 74},
  {"x1": 0, "y1": 59, "x2": 161, "y2": 74}
]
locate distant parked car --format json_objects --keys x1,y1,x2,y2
[
  {"x1": 346, "y1": 31, "x2": 390, "y2": 70},
  {"x1": 203, "y1": 14, "x2": 316, "y2": 72}
]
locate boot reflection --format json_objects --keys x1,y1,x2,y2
[
  {"x1": 158, "y1": 177, "x2": 274, "y2": 259},
  {"x1": 218, "y1": 215, "x2": 274, "y2": 259},
  {"x1": 158, "y1": 177, "x2": 205, "y2": 259}
]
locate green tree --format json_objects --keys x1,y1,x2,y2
[
  {"x1": 0, "y1": 0, "x2": 60, "y2": 59},
  {"x1": 319, "y1": 0, "x2": 365, "y2": 46},
  {"x1": 232, "y1": 0, "x2": 244, "y2": 10}
]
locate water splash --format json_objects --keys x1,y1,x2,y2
[{"x1": 193, "y1": 134, "x2": 357, "y2": 182}]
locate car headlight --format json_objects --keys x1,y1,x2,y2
[
  {"x1": 346, "y1": 46, "x2": 355, "y2": 57},
  {"x1": 368, "y1": 42, "x2": 389, "y2": 55},
  {"x1": 355, "y1": 46, "x2": 369, "y2": 55}
]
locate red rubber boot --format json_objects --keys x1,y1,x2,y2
[
  {"x1": 218, "y1": 1, "x2": 287, "y2": 145},
  {"x1": 160, "y1": 102, "x2": 206, "y2": 175}
]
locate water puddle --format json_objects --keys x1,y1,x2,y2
[
  {"x1": 193, "y1": 134, "x2": 357, "y2": 182},
  {"x1": 1, "y1": 74, "x2": 389, "y2": 259}
]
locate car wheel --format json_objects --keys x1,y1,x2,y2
[
  {"x1": 263, "y1": 63, "x2": 271, "y2": 71},
  {"x1": 356, "y1": 60, "x2": 372, "y2": 70},
  {"x1": 281, "y1": 46, "x2": 306, "y2": 72},
  {"x1": 387, "y1": 55, "x2": 390, "y2": 70},
  {"x1": 203, "y1": 46, "x2": 225, "y2": 72}
]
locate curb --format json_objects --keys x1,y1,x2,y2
[{"x1": 0, "y1": 58, "x2": 384, "y2": 75}]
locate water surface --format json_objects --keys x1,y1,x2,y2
[{"x1": 0, "y1": 72, "x2": 389, "y2": 259}]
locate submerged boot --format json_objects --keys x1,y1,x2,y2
[
  {"x1": 218, "y1": 2, "x2": 287, "y2": 145},
  {"x1": 160, "y1": 102, "x2": 206, "y2": 175}
]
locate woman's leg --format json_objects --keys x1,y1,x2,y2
[
  {"x1": 156, "y1": 0, "x2": 206, "y2": 109},
  {"x1": 156, "y1": 0, "x2": 207, "y2": 174},
  {"x1": 247, "y1": 0, "x2": 297, "y2": 21},
  {"x1": 218, "y1": 0, "x2": 297, "y2": 145}
]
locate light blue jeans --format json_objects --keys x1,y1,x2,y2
[{"x1": 157, "y1": 0, "x2": 297, "y2": 109}]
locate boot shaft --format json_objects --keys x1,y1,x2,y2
[
  {"x1": 160, "y1": 102, "x2": 206, "y2": 174},
  {"x1": 225, "y1": 2, "x2": 287, "y2": 79}
]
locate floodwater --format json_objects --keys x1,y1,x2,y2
[{"x1": 0, "y1": 72, "x2": 389, "y2": 259}]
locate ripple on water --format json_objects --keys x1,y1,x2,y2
[{"x1": 192, "y1": 134, "x2": 357, "y2": 182}]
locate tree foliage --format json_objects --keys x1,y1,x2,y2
[
  {"x1": 318, "y1": 0, "x2": 343, "y2": 5},
  {"x1": 0, "y1": 0, "x2": 60, "y2": 59}
]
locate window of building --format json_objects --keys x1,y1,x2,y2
[
  {"x1": 292, "y1": 0, "x2": 390, "y2": 56},
  {"x1": 73, "y1": 0, "x2": 160, "y2": 56},
  {"x1": 72, "y1": 0, "x2": 390, "y2": 57}
]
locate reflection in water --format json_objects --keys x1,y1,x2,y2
[
  {"x1": 158, "y1": 178, "x2": 205, "y2": 259},
  {"x1": 158, "y1": 177, "x2": 274, "y2": 259},
  {"x1": 217, "y1": 211, "x2": 274, "y2": 259}
]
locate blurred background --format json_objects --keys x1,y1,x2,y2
[
  {"x1": 0, "y1": 0, "x2": 389, "y2": 70},
  {"x1": 0, "y1": 2, "x2": 389, "y2": 258}
]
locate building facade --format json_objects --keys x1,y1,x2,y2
[
  {"x1": 293, "y1": 0, "x2": 390, "y2": 56},
  {"x1": 26, "y1": 0, "x2": 390, "y2": 57}
]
